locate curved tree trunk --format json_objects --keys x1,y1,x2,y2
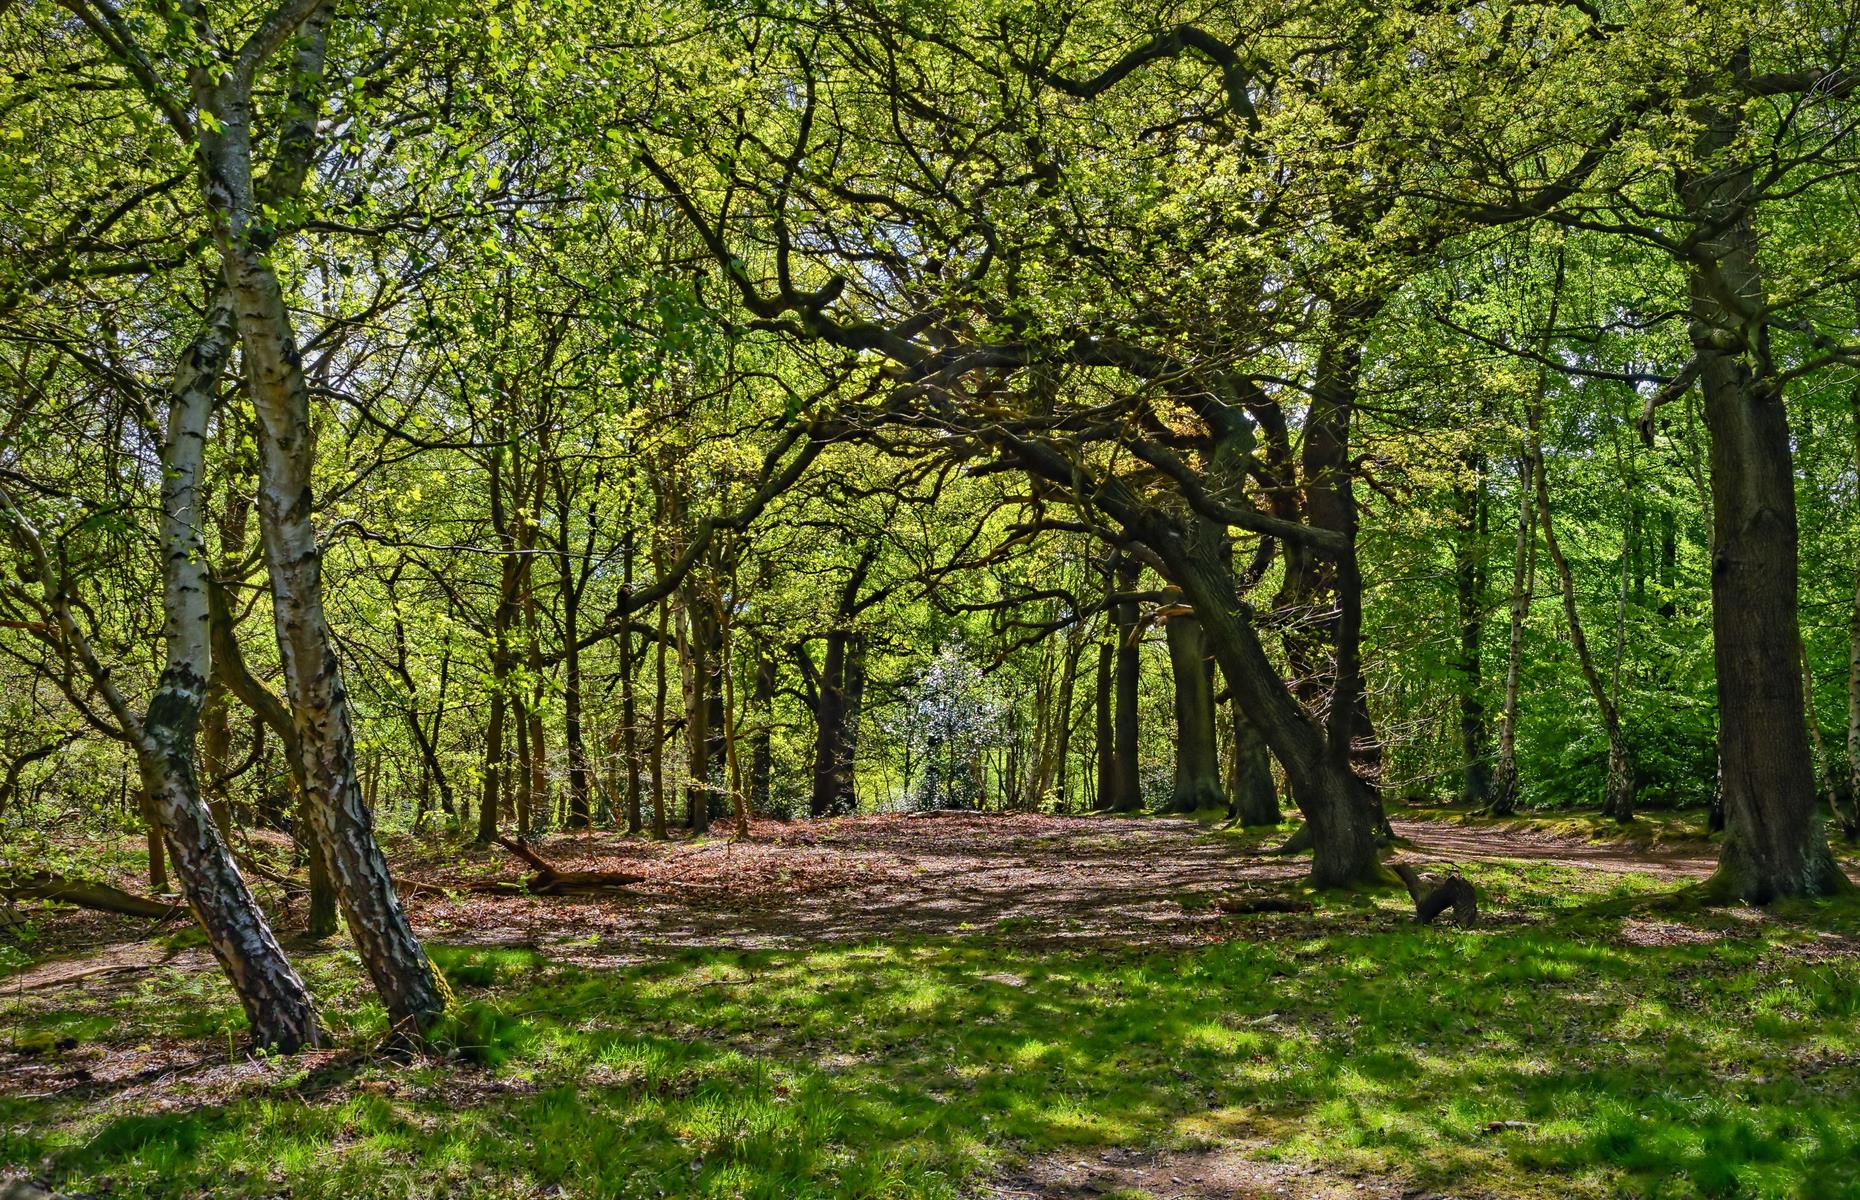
[
  {"x1": 1533, "y1": 445, "x2": 1636, "y2": 822},
  {"x1": 1165, "y1": 523, "x2": 1381, "y2": 886}
]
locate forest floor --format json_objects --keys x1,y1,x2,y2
[{"x1": 3, "y1": 811, "x2": 1860, "y2": 1199}]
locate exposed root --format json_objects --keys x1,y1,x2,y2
[{"x1": 474, "y1": 837, "x2": 648, "y2": 897}]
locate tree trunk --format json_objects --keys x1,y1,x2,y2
[
  {"x1": 749, "y1": 644, "x2": 775, "y2": 817},
  {"x1": 562, "y1": 562, "x2": 590, "y2": 829},
  {"x1": 1490, "y1": 450, "x2": 1535, "y2": 816},
  {"x1": 1052, "y1": 637, "x2": 1081, "y2": 811},
  {"x1": 715, "y1": 589, "x2": 748, "y2": 836},
  {"x1": 1534, "y1": 444, "x2": 1636, "y2": 822},
  {"x1": 809, "y1": 627, "x2": 848, "y2": 818},
  {"x1": 1227, "y1": 691, "x2": 1280, "y2": 827},
  {"x1": 1164, "y1": 610, "x2": 1226, "y2": 812},
  {"x1": 0, "y1": 294, "x2": 323, "y2": 1052},
  {"x1": 149, "y1": 294, "x2": 320, "y2": 1051},
  {"x1": 1277, "y1": 300, "x2": 1385, "y2": 794},
  {"x1": 1110, "y1": 554, "x2": 1143, "y2": 812},
  {"x1": 1455, "y1": 453, "x2": 1490, "y2": 806},
  {"x1": 620, "y1": 650, "x2": 642, "y2": 835},
  {"x1": 1800, "y1": 639, "x2": 1844, "y2": 825},
  {"x1": 142, "y1": 790, "x2": 168, "y2": 893},
  {"x1": 1678, "y1": 69, "x2": 1845, "y2": 900},
  {"x1": 681, "y1": 590, "x2": 711, "y2": 833},
  {"x1": 1000, "y1": 422, "x2": 1384, "y2": 884},
  {"x1": 650, "y1": 589, "x2": 670, "y2": 839},
  {"x1": 1093, "y1": 634, "x2": 1115, "y2": 809},
  {"x1": 1139, "y1": 506, "x2": 1382, "y2": 886},
  {"x1": 520, "y1": 545, "x2": 549, "y2": 830},
  {"x1": 1843, "y1": 389, "x2": 1860, "y2": 840},
  {"x1": 201, "y1": 674, "x2": 234, "y2": 838},
  {"x1": 193, "y1": 30, "x2": 444, "y2": 1038},
  {"x1": 514, "y1": 696, "x2": 535, "y2": 838}
]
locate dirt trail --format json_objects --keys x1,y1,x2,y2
[
  {"x1": 5, "y1": 815, "x2": 1710, "y2": 986},
  {"x1": 401, "y1": 812, "x2": 1715, "y2": 963},
  {"x1": 411, "y1": 814, "x2": 1308, "y2": 958},
  {"x1": 1391, "y1": 817, "x2": 1717, "y2": 880}
]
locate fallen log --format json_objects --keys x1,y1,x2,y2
[
  {"x1": 477, "y1": 837, "x2": 647, "y2": 897},
  {"x1": 1214, "y1": 894, "x2": 1315, "y2": 915},
  {"x1": 1, "y1": 872, "x2": 184, "y2": 920},
  {"x1": 1390, "y1": 862, "x2": 1478, "y2": 928}
]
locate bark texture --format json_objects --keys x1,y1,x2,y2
[
  {"x1": 191, "y1": 4, "x2": 445, "y2": 1037},
  {"x1": 1676, "y1": 64, "x2": 1845, "y2": 901},
  {"x1": 1164, "y1": 610, "x2": 1226, "y2": 812}
]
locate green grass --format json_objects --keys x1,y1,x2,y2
[{"x1": 6, "y1": 867, "x2": 1860, "y2": 1198}]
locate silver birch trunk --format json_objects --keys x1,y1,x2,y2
[{"x1": 190, "y1": 2, "x2": 444, "y2": 1038}]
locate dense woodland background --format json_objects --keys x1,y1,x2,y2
[
  {"x1": 4, "y1": 0, "x2": 1860, "y2": 1057},
  {"x1": 10, "y1": 2, "x2": 1860, "y2": 1196}
]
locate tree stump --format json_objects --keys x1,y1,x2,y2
[{"x1": 1390, "y1": 862, "x2": 1477, "y2": 927}]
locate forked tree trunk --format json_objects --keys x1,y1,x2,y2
[
  {"x1": 1159, "y1": 518, "x2": 1381, "y2": 886},
  {"x1": 0, "y1": 300, "x2": 322, "y2": 1052},
  {"x1": 1677, "y1": 67, "x2": 1845, "y2": 901},
  {"x1": 193, "y1": 15, "x2": 444, "y2": 1038},
  {"x1": 1164, "y1": 610, "x2": 1226, "y2": 812},
  {"x1": 146, "y1": 296, "x2": 320, "y2": 1050},
  {"x1": 1009, "y1": 442, "x2": 1383, "y2": 883}
]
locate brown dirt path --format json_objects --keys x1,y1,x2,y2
[
  {"x1": 403, "y1": 812, "x2": 1721, "y2": 966},
  {"x1": 409, "y1": 813, "x2": 1310, "y2": 960},
  {"x1": 1390, "y1": 817, "x2": 1717, "y2": 881}
]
